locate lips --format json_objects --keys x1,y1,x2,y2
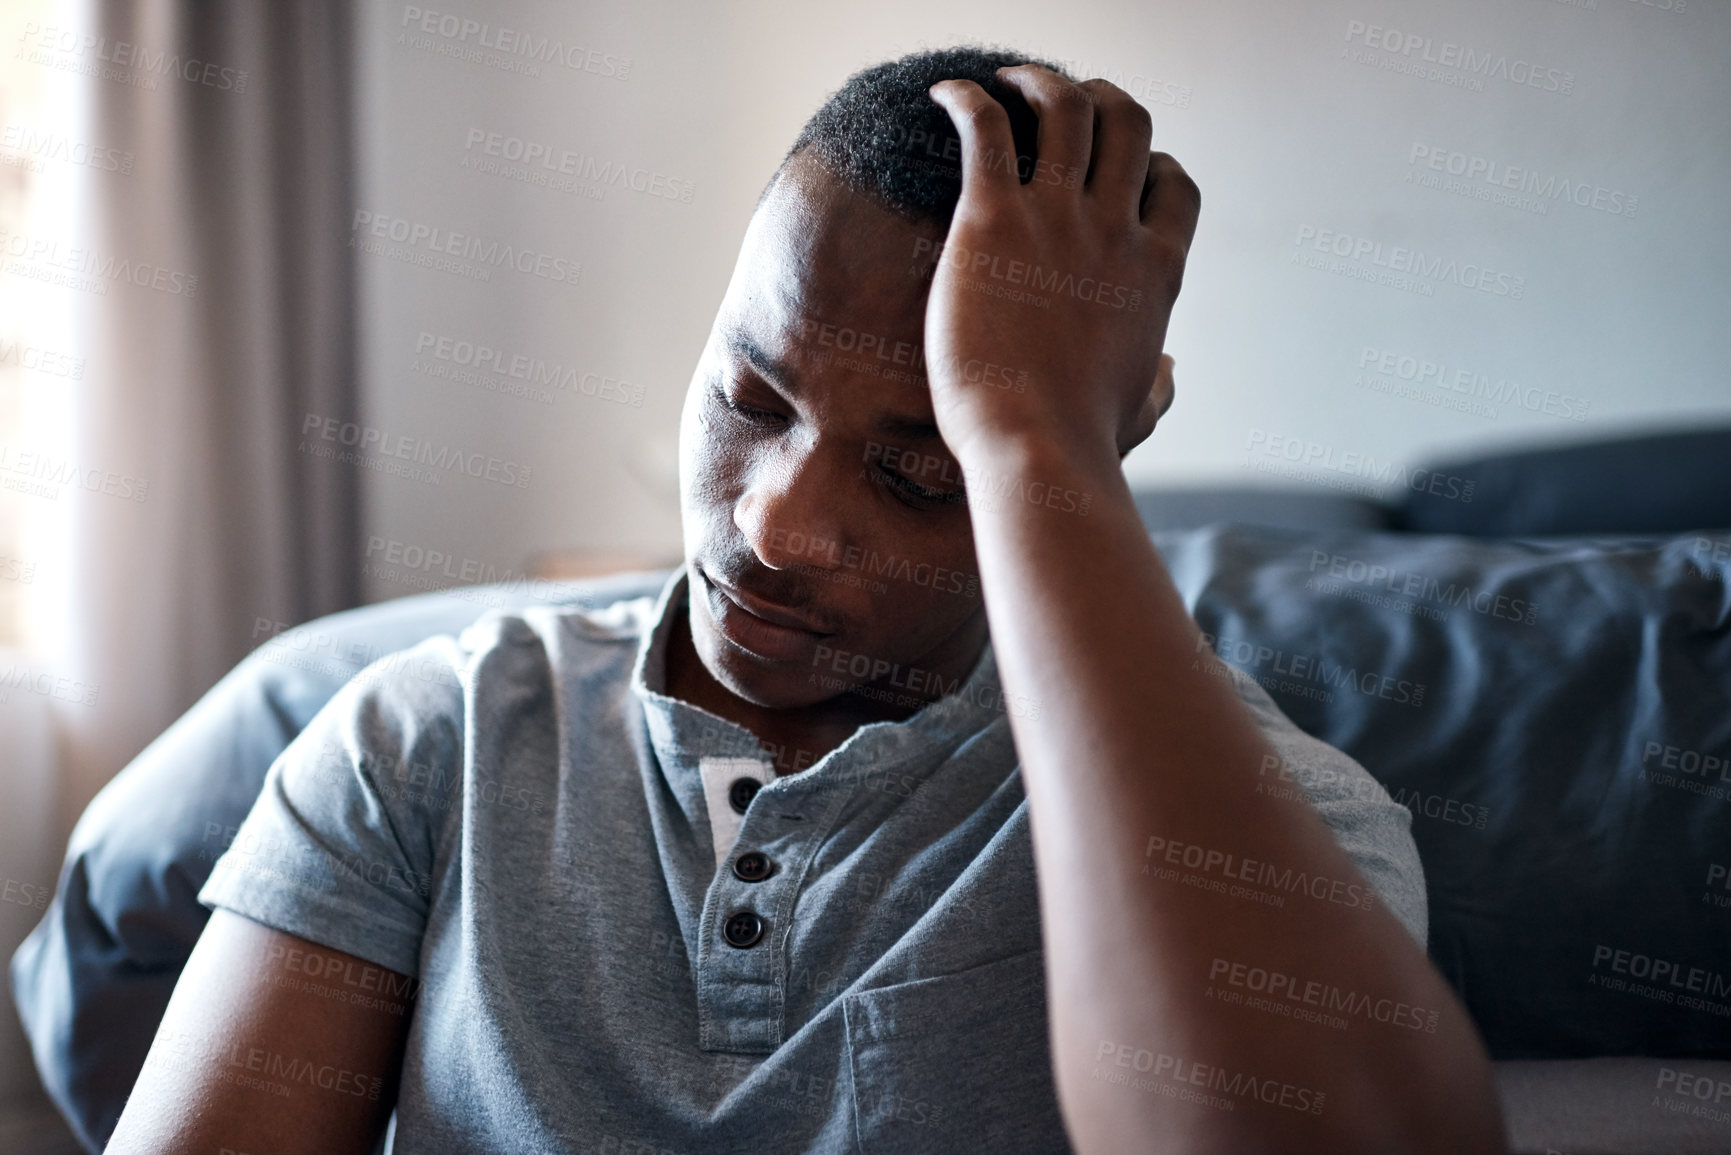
[{"x1": 699, "y1": 567, "x2": 835, "y2": 662}]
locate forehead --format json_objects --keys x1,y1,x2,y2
[{"x1": 724, "y1": 152, "x2": 941, "y2": 370}]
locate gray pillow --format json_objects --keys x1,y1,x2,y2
[
  {"x1": 1155, "y1": 525, "x2": 1731, "y2": 1058},
  {"x1": 1397, "y1": 429, "x2": 1731, "y2": 536}
]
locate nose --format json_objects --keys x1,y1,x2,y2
[{"x1": 734, "y1": 445, "x2": 851, "y2": 572}]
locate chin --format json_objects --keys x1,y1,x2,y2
[{"x1": 687, "y1": 603, "x2": 842, "y2": 710}]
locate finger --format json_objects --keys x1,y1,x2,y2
[
  {"x1": 1120, "y1": 393, "x2": 1160, "y2": 458},
  {"x1": 1077, "y1": 79, "x2": 1153, "y2": 220},
  {"x1": 1140, "y1": 151, "x2": 1201, "y2": 250},
  {"x1": 927, "y1": 79, "x2": 1022, "y2": 204},
  {"x1": 992, "y1": 64, "x2": 1094, "y2": 195},
  {"x1": 1118, "y1": 355, "x2": 1176, "y2": 458},
  {"x1": 1154, "y1": 353, "x2": 1177, "y2": 419}
]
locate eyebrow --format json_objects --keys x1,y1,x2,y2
[
  {"x1": 723, "y1": 327, "x2": 796, "y2": 391},
  {"x1": 722, "y1": 324, "x2": 942, "y2": 439}
]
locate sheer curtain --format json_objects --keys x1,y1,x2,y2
[{"x1": 56, "y1": 0, "x2": 363, "y2": 829}]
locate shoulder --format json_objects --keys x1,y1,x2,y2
[
  {"x1": 450, "y1": 592, "x2": 660, "y2": 690},
  {"x1": 1225, "y1": 666, "x2": 1396, "y2": 810},
  {"x1": 1224, "y1": 664, "x2": 1431, "y2": 947},
  {"x1": 302, "y1": 587, "x2": 664, "y2": 759}
]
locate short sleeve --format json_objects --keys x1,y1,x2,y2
[
  {"x1": 1228, "y1": 668, "x2": 1431, "y2": 948},
  {"x1": 196, "y1": 635, "x2": 470, "y2": 977}
]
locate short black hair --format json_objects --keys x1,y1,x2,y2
[{"x1": 772, "y1": 45, "x2": 1076, "y2": 228}]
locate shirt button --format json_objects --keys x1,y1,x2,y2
[
  {"x1": 732, "y1": 852, "x2": 774, "y2": 883},
  {"x1": 722, "y1": 910, "x2": 765, "y2": 948},
  {"x1": 728, "y1": 777, "x2": 762, "y2": 814}
]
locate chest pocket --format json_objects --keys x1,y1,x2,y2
[{"x1": 842, "y1": 950, "x2": 1074, "y2": 1153}]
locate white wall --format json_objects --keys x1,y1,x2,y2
[{"x1": 353, "y1": 0, "x2": 1730, "y2": 597}]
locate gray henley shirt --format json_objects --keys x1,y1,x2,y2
[{"x1": 199, "y1": 568, "x2": 1428, "y2": 1154}]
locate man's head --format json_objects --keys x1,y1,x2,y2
[{"x1": 677, "y1": 47, "x2": 1071, "y2": 710}]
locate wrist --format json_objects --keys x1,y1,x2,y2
[
  {"x1": 953, "y1": 432, "x2": 1128, "y2": 520},
  {"x1": 950, "y1": 419, "x2": 1116, "y2": 478}
]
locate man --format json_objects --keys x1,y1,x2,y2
[{"x1": 106, "y1": 47, "x2": 1506, "y2": 1153}]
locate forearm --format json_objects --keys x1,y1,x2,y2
[{"x1": 964, "y1": 437, "x2": 1506, "y2": 1154}]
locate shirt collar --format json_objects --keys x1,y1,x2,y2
[{"x1": 629, "y1": 567, "x2": 1006, "y2": 779}]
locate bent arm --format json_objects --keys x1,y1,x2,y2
[
  {"x1": 967, "y1": 439, "x2": 1506, "y2": 1153},
  {"x1": 920, "y1": 65, "x2": 1508, "y2": 1153},
  {"x1": 106, "y1": 909, "x2": 413, "y2": 1155}
]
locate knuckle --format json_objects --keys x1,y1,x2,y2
[
  {"x1": 1021, "y1": 66, "x2": 1090, "y2": 107},
  {"x1": 1176, "y1": 170, "x2": 1201, "y2": 208},
  {"x1": 1057, "y1": 80, "x2": 1095, "y2": 112},
  {"x1": 954, "y1": 101, "x2": 1001, "y2": 137},
  {"x1": 1149, "y1": 238, "x2": 1189, "y2": 287},
  {"x1": 1082, "y1": 79, "x2": 1141, "y2": 116}
]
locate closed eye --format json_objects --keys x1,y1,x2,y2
[
  {"x1": 710, "y1": 381, "x2": 786, "y2": 427},
  {"x1": 877, "y1": 465, "x2": 966, "y2": 507}
]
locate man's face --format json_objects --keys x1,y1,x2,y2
[{"x1": 678, "y1": 151, "x2": 986, "y2": 709}]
